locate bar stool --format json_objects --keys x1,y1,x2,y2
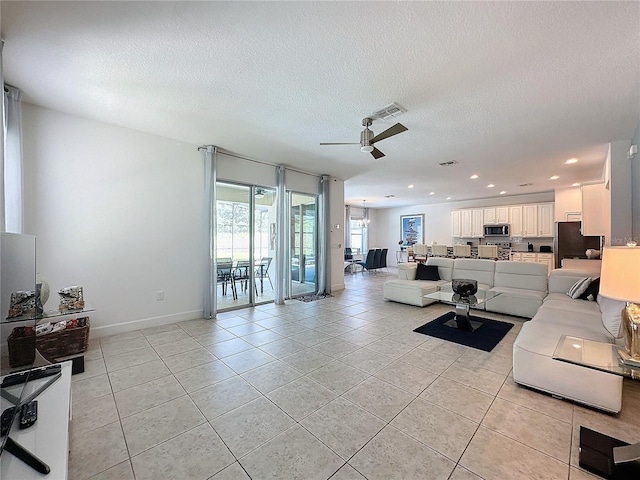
[
  {"x1": 431, "y1": 244, "x2": 448, "y2": 257},
  {"x1": 453, "y1": 245, "x2": 471, "y2": 257}
]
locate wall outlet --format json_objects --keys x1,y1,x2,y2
[{"x1": 156, "y1": 291, "x2": 164, "y2": 301}]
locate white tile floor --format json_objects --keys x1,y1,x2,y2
[{"x1": 69, "y1": 269, "x2": 640, "y2": 480}]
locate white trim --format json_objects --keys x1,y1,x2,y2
[{"x1": 90, "y1": 310, "x2": 204, "y2": 338}]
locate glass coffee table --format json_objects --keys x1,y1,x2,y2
[
  {"x1": 553, "y1": 335, "x2": 640, "y2": 478},
  {"x1": 424, "y1": 290, "x2": 500, "y2": 332}
]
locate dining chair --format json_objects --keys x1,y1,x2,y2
[
  {"x1": 232, "y1": 260, "x2": 251, "y2": 299},
  {"x1": 431, "y1": 244, "x2": 448, "y2": 257},
  {"x1": 453, "y1": 245, "x2": 472, "y2": 258},
  {"x1": 254, "y1": 257, "x2": 273, "y2": 293}
]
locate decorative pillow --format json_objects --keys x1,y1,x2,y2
[
  {"x1": 416, "y1": 263, "x2": 441, "y2": 281},
  {"x1": 597, "y1": 294, "x2": 625, "y2": 338},
  {"x1": 567, "y1": 277, "x2": 591, "y2": 299},
  {"x1": 579, "y1": 277, "x2": 600, "y2": 302}
]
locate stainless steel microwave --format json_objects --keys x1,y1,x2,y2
[{"x1": 484, "y1": 224, "x2": 510, "y2": 236}]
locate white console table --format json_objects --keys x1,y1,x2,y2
[{"x1": 1, "y1": 361, "x2": 72, "y2": 479}]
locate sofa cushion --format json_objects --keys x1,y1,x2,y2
[
  {"x1": 493, "y1": 261, "x2": 547, "y2": 292},
  {"x1": 539, "y1": 296, "x2": 602, "y2": 316},
  {"x1": 579, "y1": 277, "x2": 600, "y2": 301},
  {"x1": 567, "y1": 277, "x2": 591, "y2": 299},
  {"x1": 548, "y1": 269, "x2": 594, "y2": 294},
  {"x1": 397, "y1": 263, "x2": 417, "y2": 280},
  {"x1": 597, "y1": 294, "x2": 625, "y2": 338},
  {"x1": 416, "y1": 263, "x2": 440, "y2": 281},
  {"x1": 451, "y1": 258, "x2": 496, "y2": 287},
  {"x1": 425, "y1": 257, "x2": 455, "y2": 281}
]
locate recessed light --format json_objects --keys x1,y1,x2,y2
[
  {"x1": 565, "y1": 158, "x2": 579, "y2": 164},
  {"x1": 572, "y1": 183, "x2": 581, "y2": 187},
  {"x1": 487, "y1": 184, "x2": 495, "y2": 188},
  {"x1": 470, "y1": 174, "x2": 479, "y2": 179},
  {"x1": 429, "y1": 191, "x2": 435, "y2": 195},
  {"x1": 499, "y1": 191, "x2": 506, "y2": 195},
  {"x1": 446, "y1": 196, "x2": 452, "y2": 200},
  {"x1": 408, "y1": 184, "x2": 414, "y2": 189},
  {"x1": 550, "y1": 175, "x2": 560, "y2": 180}
]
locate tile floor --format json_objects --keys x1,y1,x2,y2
[{"x1": 69, "y1": 269, "x2": 640, "y2": 480}]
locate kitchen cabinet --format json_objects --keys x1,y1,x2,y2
[
  {"x1": 536, "y1": 253, "x2": 555, "y2": 274},
  {"x1": 509, "y1": 206, "x2": 523, "y2": 236},
  {"x1": 461, "y1": 209, "x2": 473, "y2": 237},
  {"x1": 451, "y1": 210, "x2": 462, "y2": 237},
  {"x1": 511, "y1": 251, "x2": 554, "y2": 274},
  {"x1": 522, "y1": 205, "x2": 538, "y2": 237},
  {"x1": 537, "y1": 204, "x2": 555, "y2": 237},
  {"x1": 471, "y1": 209, "x2": 484, "y2": 237},
  {"x1": 483, "y1": 207, "x2": 496, "y2": 225},
  {"x1": 482, "y1": 206, "x2": 508, "y2": 225}
]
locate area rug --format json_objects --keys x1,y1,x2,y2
[
  {"x1": 295, "y1": 293, "x2": 333, "y2": 303},
  {"x1": 413, "y1": 312, "x2": 514, "y2": 352}
]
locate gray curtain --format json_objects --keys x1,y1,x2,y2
[
  {"x1": 317, "y1": 174, "x2": 331, "y2": 295},
  {"x1": 1, "y1": 40, "x2": 5, "y2": 232},
  {"x1": 345, "y1": 205, "x2": 351, "y2": 249},
  {"x1": 201, "y1": 145, "x2": 217, "y2": 318},
  {"x1": 3, "y1": 84, "x2": 23, "y2": 234},
  {"x1": 274, "y1": 165, "x2": 287, "y2": 304}
]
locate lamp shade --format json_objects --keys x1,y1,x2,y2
[{"x1": 599, "y1": 246, "x2": 640, "y2": 303}]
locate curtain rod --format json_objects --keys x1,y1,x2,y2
[{"x1": 197, "y1": 146, "x2": 322, "y2": 179}]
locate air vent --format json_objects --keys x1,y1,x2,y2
[
  {"x1": 385, "y1": 195, "x2": 395, "y2": 198},
  {"x1": 438, "y1": 161, "x2": 459, "y2": 167},
  {"x1": 519, "y1": 183, "x2": 534, "y2": 187},
  {"x1": 371, "y1": 103, "x2": 407, "y2": 120}
]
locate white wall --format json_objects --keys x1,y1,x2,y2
[
  {"x1": 554, "y1": 187, "x2": 582, "y2": 222},
  {"x1": 21, "y1": 105, "x2": 346, "y2": 337},
  {"x1": 22, "y1": 104, "x2": 207, "y2": 336},
  {"x1": 371, "y1": 192, "x2": 555, "y2": 266}
]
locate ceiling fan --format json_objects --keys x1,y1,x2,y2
[{"x1": 320, "y1": 117, "x2": 408, "y2": 159}]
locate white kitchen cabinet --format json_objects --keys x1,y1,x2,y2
[
  {"x1": 495, "y1": 206, "x2": 509, "y2": 224},
  {"x1": 536, "y1": 253, "x2": 555, "y2": 274},
  {"x1": 461, "y1": 209, "x2": 473, "y2": 237},
  {"x1": 482, "y1": 206, "x2": 507, "y2": 225},
  {"x1": 509, "y1": 206, "x2": 523, "y2": 236},
  {"x1": 537, "y1": 203, "x2": 555, "y2": 237},
  {"x1": 451, "y1": 210, "x2": 462, "y2": 237},
  {"x1": 483, "y1": 208, "x2": 496, "y2": 225},
  {"x1": 522, "y1": 205, "x2": 538, "y2": 237},
  {"x1": 521, "y1": 252, "x2": 537, "y2": 263},
  {"x1": 471, "y1": 209, "x2": 484, "y2": 237},
  {"x1": 511, "y1": 252, "x2": 522, "y2": 262}
]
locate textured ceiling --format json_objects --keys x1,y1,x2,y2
[{"x1": 2, "y1": 1, "x2": 639, "y2": 208}]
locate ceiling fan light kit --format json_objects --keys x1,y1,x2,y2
[{"x1": 320, "y1": 115, "x2": 408, "y2": 159}]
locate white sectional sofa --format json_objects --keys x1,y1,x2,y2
[
  {"x1": 383, "y1": 258, "x2": 626, "y2": 412},
  {"x1": 513, "y1": 268, "x2": 625, "y2": 413},
  {"x1": 384, "y1": 257, "x2": 548, "y2": 317}
]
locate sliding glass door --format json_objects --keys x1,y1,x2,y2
[
  {"x1": 289, "y1": 192, "x2": 318, "y2": 297},
  {"x1": 215, "y1": 182, "x2": 276, "y2": 311}
]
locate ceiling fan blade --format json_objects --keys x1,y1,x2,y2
[
  {"x1": 319, "y1": 142, "x2": 360, "y2": 145},
  {"x1": 370, "y1": 123, "x2": 408, "y2": 144},
  {"x1": 370, "y1": 147, "x2": 385, "y2": 159}
]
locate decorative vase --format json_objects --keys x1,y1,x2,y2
[{"x1": 452, "y1": 279, "x2": 478, "y2": 297}]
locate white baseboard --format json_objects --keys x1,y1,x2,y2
[
  {"x1": 90, "y1": 310, "x2": 204, "y2": 338},
  {"x1": 331, "y1": 282, "x2": 345, "y2": 292}
]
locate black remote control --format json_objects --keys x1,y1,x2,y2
[
  {"x1": 1, "y1": 406, "x2": 17, "y2": 436},
  {"x1": 19, "y1": 401, "x2": 37, "y2": 429},
  {"x1": 1, "y1": 364, "x2": 61, "y2": 388}
]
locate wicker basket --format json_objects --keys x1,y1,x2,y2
[
  {"x1": 7, "y1": 327, "x2": 36, "y2": 368},
  {"x1": 7, "y1": 317, "x2": 90, "y2": 366},
  {"x1": 37, "y1": 317, "x2": 90, "y2": 361}
]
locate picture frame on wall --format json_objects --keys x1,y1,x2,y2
[{"x1": 400, "y1": 214, "x2": 424, "y2": 246}]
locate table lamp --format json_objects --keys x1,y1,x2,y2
[{"x1": 599, "y1": 246, "x2": 640, "y2": 359}]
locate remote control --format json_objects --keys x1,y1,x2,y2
[
  {"x1": 1, "y1": 364, "x2": 61, "y2": 388},
  {"x1": 1, "y1": 406, "x2": 17, "y2": 436},
  {"x1": 19, "y1": 401, "x2": 37, "y2": 429}
]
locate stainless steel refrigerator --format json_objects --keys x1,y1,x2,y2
[{"x1": 554, "y1": 222, "x2": 601, "y2": 268}]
